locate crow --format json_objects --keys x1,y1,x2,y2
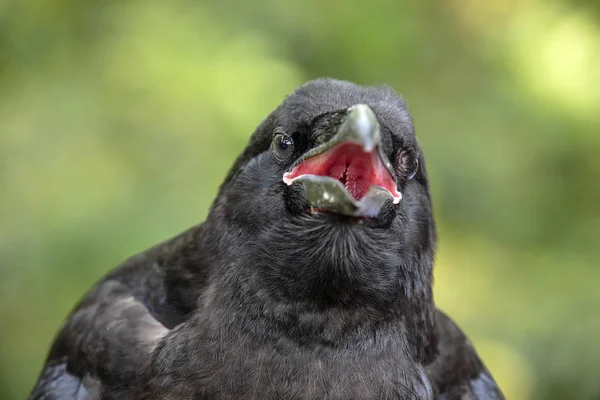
[{"x1": 29, "y1": 78, "x2": 505, "y2": 399}]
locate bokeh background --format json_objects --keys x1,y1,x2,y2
[{"x1": 1, "y1": 0, "x2": 599, "y2": 399}]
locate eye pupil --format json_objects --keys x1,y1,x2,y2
[
  {"x1": 273, "y1": 133, "x2": 294, "y2": 160},
  {"x1": 279, "y1": 137, "x2": 291, "y2": 150}
]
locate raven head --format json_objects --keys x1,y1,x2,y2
[{"x1": 209, "y1": 78, "x2": 435, "y2": 311}]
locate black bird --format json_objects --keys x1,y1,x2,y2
[{"x1": 30, "y1": 78, "x2": 504, "y2": 399}]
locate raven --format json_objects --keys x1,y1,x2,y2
[{"x1": 30, "y1": 78, "x2": 505, "y2": 399}]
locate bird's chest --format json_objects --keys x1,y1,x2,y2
[{"x1": 146, "y1": 331, "x2": 434, "y2": 400}]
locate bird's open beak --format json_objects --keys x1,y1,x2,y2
[{"x1": 283, "y1": 104, "x2": 401, "y2": 217}]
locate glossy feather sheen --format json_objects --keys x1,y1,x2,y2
[{"x1": 29, "y1": 78, "x2": 504, "y2": 400}]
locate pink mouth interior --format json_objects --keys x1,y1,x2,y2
[{"x1": 283, "y1": 142, "x2": 401, "y2": 201}]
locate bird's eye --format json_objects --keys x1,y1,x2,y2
[
  {"x1": 395, "y1": 150, "x2": 419, "y2": 181},
  {"x1": 407, "y1": 158, "x2": 419, "y2": 180},
  {"x1": 272, "y1": 133, "x2": 294, "y2": 161}
]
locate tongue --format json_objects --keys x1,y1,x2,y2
[{"x1": 283, "y1": 142, "x2": 398, "y2": 201}]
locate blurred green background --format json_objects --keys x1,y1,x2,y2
[{"x1": 1, "y1": 0, "x2": 599, "y2": 399}]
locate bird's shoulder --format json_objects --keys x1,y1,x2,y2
[
  {"x1": 29, "y1": 223, "x2": 210, "y2": 399},
  {"x1": 427, "y1": 309, "x2": 505, "y2": 400}
]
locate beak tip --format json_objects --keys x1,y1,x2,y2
[
  {"x1": 342, "y1": 104, "x2": 381, "y2": 151},
  {"x1": 363, "y1": 143, "x2": 376, "y2": 153}
]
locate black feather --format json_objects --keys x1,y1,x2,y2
[{"x1": 29, "y1": 78, "x2": 504, "y2": 400}]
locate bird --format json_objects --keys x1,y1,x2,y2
[{"x1": 29, "y1": 78, "x2": 505, "y2": 400}]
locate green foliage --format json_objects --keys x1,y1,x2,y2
[{"x1": 1, "y1": 1, "x2": 599, "y2": 399}]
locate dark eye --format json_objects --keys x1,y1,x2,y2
[
  {"x1": 272, "y1": 133, "x2": 294, "y2": 160},
  {"x1": 395, "y1": 150, "x2": 419, "y2": 181},
  {"x1": 407, "y1": 158, "x2": 419, "y2": 180}
]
